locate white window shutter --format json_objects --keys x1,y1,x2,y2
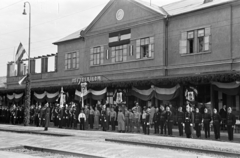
[
  {"x1": 204, "y1": 36, "x2": 211, "y2": 51},
  {"x1": 76, "y1": 52, "x2": 79, "y2": 69},
  {"x1": 65, "y1": 54, "x2": 68, "y2": 70},
  {"x1": 179, "y1": 40, "x2": 187, "y2": 54},
  {"x1": 90, "y1": 48, "x2": 94, "y2": 66}
]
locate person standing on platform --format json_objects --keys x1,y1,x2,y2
[
  {"x1": 144, "y1": 109, "x2": 150, "y2": 135},
  {"x1": 40, "y1": 104, "x2": 44, "y2": 127},
  {"x1": 84, "y1": 105, "x2": 90, "y2": 130},
  {"x1": 159, "y1": 105, "x2": 166, "y2": 135},
  {"x1": 227, "y1": 107, "x2": 236, "y2": 141},
  {"x1": 30, "y1": 105, "x2": 35, "y2": 125},
  {"x1": 177, "y1": 107, "x2": 184, "y2": 136},
  {"x1": 6, "y1": 107, "x2": 10, "y2": 124},
  {"x1": 203, "y1": 108, "x2": 211, "y2": 139},
  {"x1": 58, "y1": 105, "x2": 64, "y2": 128},
  {"x1": 68, "y1": 105, "x2": 73, "y2": 129},
  {"x1": 133, "y1": 109, "x2": 141, "y2": 133},
  {"x1": 44, "y1": 103, "x2": 50, "y2": 131},
  {"x1": 110, "y1": 107, "x2": 116, "y2": 131},
  {"x1": 142, "y1": 109, "x2": 147, "y2": 134},
  {"x1": 129, "y1": 109, "x2": 134, "y2": 133},
  {"x1": 220, "y1": 105, "x2": 227, "y2": 130},
  {"x1": 78, "y1": 109, "x2": 86, "y2": 130},
  {"x1": 12, "y1": 105, "x2": 17, "y2": 125},
  {"x1": 117, "y1": 109, "x2": 125, "y2": 133},
  {"x1": 94, "y1": 106, "x2": 100, "y2": 130},
  {"x1": 125, "y1": 108, "x2": 130, "y2": 132},
  {"x1": 64, "y1": 105, "x2": 69, "y2": 128},
  {"x1": 53, "y1": 105, "x2": 59, "y2": 127},
  {"x1": 166, "y1": 106, "x2": 173, "y2": 136},
  {"x1": 194, "y1": 107, "x2": 202, "y2": 138},
  {"x1": 184, "y1": 105, "x2": 193, "y2": 138},
  {"x1": 89, "y1": 106, "x2": 94, "y2": 129},
  {"x1": 153, "y1": 108, "x2": 160, "y2": 134},
  {"x1": 34, "y1": 105, "x2": 40, "y2": 127},
  {"x1": 149, "y1": 105, "x2": 156, "y2": 128},
  {"x1": 212, "y1": 108, "x2": 221, "y2": 140},
  {"x1": 102, "y1": 110, "x2": 108, "y2": 131},
  {"x1": 72, "y1": 106, "x2": 77, "y2": 129}
]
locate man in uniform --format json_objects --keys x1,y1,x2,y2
[
  {"x1": 144, "y1": 109, "x2": 150, "y2": 135},
  {"x1": 53, "y1": 105, "x2": 59, "y2": 127},
  {"x1": 220, "y1": 105, "x2": 227, "y2": 130},
  {"x1": 44, "y1": 103, "x2": 50, "y2": 131},
  {"x1": 110, "y1": 107, "x2": 116, "y2": 131},
  {"x1": 35, "y1": 105, "x2": 40, "y2": 127},
  {"x1": 227, "y1": 107, "x2": 236, "y2": 141},
  {"x1": 30, "y1": 105, "x2": 35, "y2": 125},
  {"x1": 183, "y1": 105, "x2": 192, "y2": 138},
  {"x1": 212, "y1": 108, "x2": 221, "y2": 140},
  {"x1": 159, "y1": 105, "x2": 166, "y2": 135},
  {"x1": 133, "y1": 109, "x2": 141, "y2": 133},
  {"x1": 177, "y1": 106, "x2": 184, "y2": 136},
  {"x1": 166, "y1": 106, "x2": 173, "y2": 136},
  {"x1": 58, "y1": 105, "x2": 64, "y2": 128},
  {"x1": 72, "y1": 106, "x2": 78, "y2": 129},
  {"x1": 117, "y1": 109, "x2": 125, "y2": 133},
  {"x1": 125, "y1": 108, "x2": 130, "y2": 132},
  {"x1": 84, "y1": 105, "x2": 90, "y2": 130},
  {"x1": 194, "y1": 107, "x2": 202, "y2": 138},
  {"x1": 153, "y1": 108, "x2": 160, "y2": 134},
  {"x1": 203, "y1": 108, "x2": 211, "y2": 139}
]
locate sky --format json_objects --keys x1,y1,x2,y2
[{"x1": 0, "y1": 0, "x2": 180, "y2": 77}]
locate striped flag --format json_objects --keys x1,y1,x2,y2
[
  {"x1": 109, "y1": 29, "x2": 131, "y2": 47},
  {"x1": 15, "y1": 43, "x2": 26, "y2": 63}
]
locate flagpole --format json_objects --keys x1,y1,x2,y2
[{"x1": 22, "y1": 1, "x2": 31, "y2": 126}]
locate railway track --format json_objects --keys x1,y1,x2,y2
[{"x1": 105, "y1": 138, "x2": 240, "y2": 157}]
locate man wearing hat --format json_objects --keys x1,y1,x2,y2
[
  {"x1": 144, "y1": 108, "x2": 150, "y2": 135},
  {"x1": 44, "y1": 103, "x2": 50, "y2": 131},
  {"x1": 227, "y1": 107, "x2": 236, "y2": 141},
  {"x1": 159, "y1": 105, "x2": 166, "y2": 135},
  {"x1": 58, "y1": 105, "x2": 64, "y2": 128},
  {"x1": 166, "y1": 106, "x2": 173, "y2": 136},
  {"x1": 212, "y1": 108, "x2": 221, "y2": 140},
  {"x1": 194, "y1": 107, "x2": 202, "y2": 138},
  {"x1": 203, "y1": 108, "x2": 211, "y2": 139},
  {"x1": 177, "y1": 106, "x2": 184, "y2": 136},
  {"x1": 183, "y1": 104, "x2": 193, "y2": 138}
]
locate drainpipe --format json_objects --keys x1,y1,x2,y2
[
  {"x1": 230, "y1": 5, "x2": 233, "y2": 71},
  {"x1": 164, "y1": 15, "x2": 169, "y2": 76}
]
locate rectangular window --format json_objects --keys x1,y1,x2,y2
[
  {"x1": 65, "y1": 52, "x2": 79, "y2": 70},
  {"x1": 111, "y1": 44, "x2": 127, "y2": 62},
  {"x1": 90, "y1": 46, "x2": 104, "y2": 66},
  {"x1": 136, "y1": 37, "x2": 154, "y2": 59},
  {"x1": 180, "y1": 27, "x2": 211, "y2": 55}
]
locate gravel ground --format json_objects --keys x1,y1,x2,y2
[{"x1": 3, "y1": 149, "x2": 84, "y2": 158}]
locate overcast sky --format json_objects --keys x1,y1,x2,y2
[{"x1": 0, "y1": 0, "x2": 180, "y2": 77}]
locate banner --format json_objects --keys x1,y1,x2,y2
[{"x1": 33, "y1": 91, "x2": 60, "y2": 103}]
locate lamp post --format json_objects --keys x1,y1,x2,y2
[
  {"x1": 22, "y1": 1, "x2": 31, "y2": 126},
  {"x1": 81, "y1": 82, "x2": 87, "y2": 108}
]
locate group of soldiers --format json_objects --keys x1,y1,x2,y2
[
  {"x1": 176, "y1": 104, "x2": 236, "y2": 141},
  {"x1": 0, "y1": 101, "x2": 237, "y2": 141},
  {"x1": 0, "y1": 105, "x2": 24, "y2": 124}
]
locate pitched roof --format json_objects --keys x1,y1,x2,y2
[
  {"x1": 162, "y1": 0, "x2": 235, "y2": 16},
  {"x1": 53, "y1": 27, "x2": 86, "y2": 44}
]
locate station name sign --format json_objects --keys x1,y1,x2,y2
[{"x1": 72, "y1": 76, "x2": 102, "y2": 84}]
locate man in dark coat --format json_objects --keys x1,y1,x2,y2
[
  {"x1": 35, "y1": 105, "x2": 40, "y2": 127},
  {"x1": 44, "y1": 103, "x2": 50, "y2": 131},
  {"x1": 177, "y1": 106, "x2": 184, "y2": 136},
  {"x1": 194, "y1": 107, "x2": 202, "y2": 138},
  {"x1": 220, "y1": 105, "x2": 227, "y2": 130},
  {"x1": 212, "y1": 108, "x2": 221, "y2": 140},
  {"x1": 159, "y1": 105, "x2": 166, "y2": 135},
  {"x1": 166, "y1": 106, "x2": 173, "y2": 136},
  {"x1": 184, "y1": 105, "x2": 193, "y2": 138},
  {"x1": 58, "y1": 105, "x2": 64, "y2": 128},
  {"x1": 203, "y1": 108, "x2": 211, "y2": 139},
  {"x1": 227, "y1": 107, "x2": 236, "y2": 141},
  {"x1": 153, "y1": 108, "x2": 160, "y2": 134}
]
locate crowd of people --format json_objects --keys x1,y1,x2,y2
[{"x1": 0, "y1": 102, "x2": 237, "y2": 141}]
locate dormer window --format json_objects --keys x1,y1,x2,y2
[{"x1": 204, "y1": 0, "x2": 213, "y2": 4}]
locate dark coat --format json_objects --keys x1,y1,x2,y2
[
  {"x1": 45, "y1": 107, "x2": 50, "y2": 128},
  {"x1": 227, "y1": 113, "x2": 236, "y2": 126}
]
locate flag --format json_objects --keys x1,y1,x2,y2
[
  {"x1": 109, "y1": 29, "x2": 131, "y2": 47},
  {"x1": 18, "y1": 75, "x2": 27, "y2": 85},
  {"x1": 15, "y1": 43, "x2": 26, "y2": 63}
]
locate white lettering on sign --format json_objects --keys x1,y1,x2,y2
[{"x1": 72, "y1": 76, "x2": 102, "y2": 84}]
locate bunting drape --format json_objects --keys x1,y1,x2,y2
[
  {"x1": 129, "y1": 85, "x2": 180, "y2": 101},
  {"x1": 33, "y1": 91, "x2": 59, "y2": 103},
  {"x1": 75, "y1": 88, "x2": 107, "y2": 101},
  {"x1": 212, "y1": 82, "x2": 240, "y2": 95},
  {"x1": 7, "y1": 93, "x2": 24, "y2": 102}
]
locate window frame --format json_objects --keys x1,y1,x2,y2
[{"x1": 65, "y1": 52, "x2": 78, "y2": 70}]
